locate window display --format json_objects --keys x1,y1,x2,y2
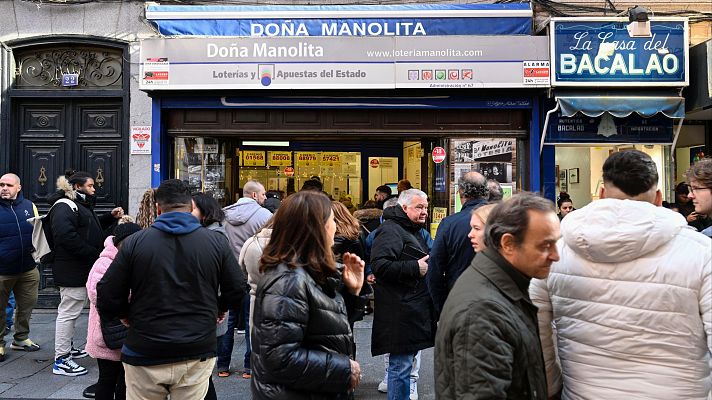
[{"x1": 174, "y1": 137, "x2": 227, "y2": 202}]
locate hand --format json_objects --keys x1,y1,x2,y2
[
  {"x1": 217, "y1": 311, "x2": 226, "y2": 324},
  {"x1": 418, "y1": 255, "x2": 430, "y2": 276},
  {"x1": 366, "y1": 274, "x2": 376, "y2": 284},
  {"x1": 111, "y1": 207, "x2": 125, "y2": 219},
  {"x1": 120, "y1": 318, "x2": 130, "y2": 327},
  {"x1": 348, "y1": 359, "x2": 361, "y2": 390},
  {"x1": 342, "y1": 253, "x2": 365, "y2": 295}
]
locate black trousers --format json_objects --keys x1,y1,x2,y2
[{"x1": 96, "y1": 358, "x2": 126, "y2": 400}]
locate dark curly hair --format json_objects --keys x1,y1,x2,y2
[{"x1": 458, "y1": 172, "x2": 489, "y2": 200}]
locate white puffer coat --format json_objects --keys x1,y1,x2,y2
[{"x1": 531, "y1": 198, "x2": 712, "y2": 400}]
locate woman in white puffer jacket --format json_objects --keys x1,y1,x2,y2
[{"x1": 531, "y1": 197, "x2": 712, "y2": 400}]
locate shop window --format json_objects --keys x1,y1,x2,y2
[
  {"x1": 14, "y1": 45, "x2": 123, "y2": 89},
  {"x1": 174, "y1": 137, "x2": 229, "y2": 203}
]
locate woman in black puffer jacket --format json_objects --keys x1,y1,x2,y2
[{"x1": 252, "y1": 191, "x2": 367, "y2": 400}]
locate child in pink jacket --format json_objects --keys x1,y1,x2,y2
[{"x1": 86, "y1": 222, "x2": 141, "y2": 400}]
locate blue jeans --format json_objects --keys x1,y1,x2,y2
[
  {"x1": 216, "y1": 310, "x2": 237, "y2": 371},
  {"x1": 387, "y1": 352, "x2": 415, "y2": 400},
  {"x1": 6, "y1": 292, "x2": 15, "y2": 329},
  {"x1": 243, "y1": 293, "x2": 251, "y2": 370}
]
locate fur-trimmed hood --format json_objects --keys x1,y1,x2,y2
[
  {"x1": 353, "y1": 208, "x2": 382, "y2": 223},
  {"x1": 47, "y1": 176, "x2": 76, "y2": 205}
]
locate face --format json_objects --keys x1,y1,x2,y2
[
  {"x1": 688, "y1": 179, "x2": 712, "y2": 216},
  {"x1": 374, "y1": 191, "x2": 387, "y2": 202},
  {"x1": 191, "y1": 200, "x2": 203, "y2": 221},
  {"x1": 467, "y1": 213, "x2": 486, "y2": 252},
  {"x1": 252, "y1": 187, "x2": 267, "y2": 205},
  {"x1": 559, "y1": 201, "x2": 574, "y2": 217},
  {"x1": 324, "y1": 210, "x2": 336, "y2": 249},
  {"x1": 402, "y1": 196, "x2": 428, "y2": 224},
  {"x1": 0, "y1": 175, "x2": 21, "y2": 200},
  {"x1": 502, "y1": 210, "x2": 561, "y2": 279},
  {"x1": 76, "y1": 178, "x2": 96, "y2": 196},
  {"x1": 676, "y1": 191, "x2": 690, "y2": 204}
]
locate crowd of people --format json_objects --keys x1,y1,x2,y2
[{"x1": 0, "y1": 150, "x2": 710, "y2": 400}]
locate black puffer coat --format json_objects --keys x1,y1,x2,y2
[
  {"x1": 252, "y1": 263, "x2": 365, "y2": 400},
  {"x1": 370, "y1": 206, "x2": 435, "y2": 356},
  {"x1": 48, "y1": 179, "x2": 115, "y2": 287}
]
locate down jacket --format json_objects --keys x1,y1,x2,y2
[
  {"x1": 48, "y1": 177, "x2": 116, "y2": 287},
  {"x1": 86, "y1": 236, "x2": 121, "y2": 362},
  {"x1": 0, "y1": 193, "x2": 37, "y2": 275},
  {"x1": 530, "y1": 199, "x2": 712, "y2": 400},
  {"x1": 251, "y1": 263, "x2": 364, "y2": 400}
]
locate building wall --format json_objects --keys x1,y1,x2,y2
[{"x1": 0, "y1": 0, "x2": 157, "y2": 214}]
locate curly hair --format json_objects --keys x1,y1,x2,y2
[
  {"x1": 687, "y1": 158, "x2": 712, "y2": 190},
  {"x1": 135, "y1": 188, "x2": 156, "y2": 228}
]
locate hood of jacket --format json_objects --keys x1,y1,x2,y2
[
  {"x1": 224, "y1": 198, "x2": 264, "y2": 227},
  {"x1": 353, "y1": 208, "x2": 382, "y2": 223},
  {"x1": 47, "y1": 176, "x2": 76, "y2": 205},
  {"x1": 562, "y1": 198, "x2": 688, "y2": 263},
  {"x1": 152, "y1": 212, "x2": 202, "y2": 235},
  {"x1": 100, "y1": 236, "x2": 119, "y2": 261},
  {"x1": 383, "y1": 205, "x2": 422, "y2": 232},
  {"x1": 206, "y1": 221, "x2": 227, "y2": 236}
]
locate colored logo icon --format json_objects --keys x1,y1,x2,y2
[
  {"x1": 258, "y1": 64, "x2": 274, "y2": 86},
  {"x1": 422, "y1": 70, "x2": 433, "y2": 80},
  {"x1": 462, "y1": 69, "x2": 473, "y2": 80},
  {"x1": 448, "y1": 70, "x2": 459, "y2": 80},
  {"x1": 408, "y1": 70, "x2": 419, "y2": 80},
  {"x1": 435, "y1": 70, "x2": 446, "y2": 80}
]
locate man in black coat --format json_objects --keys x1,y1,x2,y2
[
  {"x1": 427, "y1": 171, "x2": 489, "y2": 320},
  {"x1": 97, "y1": 179, "x2": 245, "y2": 399},
  {"x1": 371, "y1": 189, "x2": 434, "y2": 400},
  {"x1": 435, "y1": 192, "x2": 560, "y2": 400},
  {"x1": 49, "y1": 171, "x2": 123, "y2": 377}
]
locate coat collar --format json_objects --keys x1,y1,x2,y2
[{"x1": 474, "y1": 248, "x2": 532, "y2": 304}]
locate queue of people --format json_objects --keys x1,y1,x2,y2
[{"x1": 0, "y1": 151, "x2": 711, "y2": 400}]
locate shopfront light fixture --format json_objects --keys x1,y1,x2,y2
[
  {"x1": 627, "y1": 6, "x2": 651, "y2": 38},
  {"x1": 242, "y1": 141, "x2": 290, "y2": 147}
]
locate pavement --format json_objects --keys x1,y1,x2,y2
[{"x1": 0, "y1": 310, "x2": 434, "y2": 399}]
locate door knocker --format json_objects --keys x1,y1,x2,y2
[
  {"x1": 96, "y1": 167, "x2": 104, "y2": 187},
  {"x1": 38, "y1": 166, "x2": 47, "y2": 186}
]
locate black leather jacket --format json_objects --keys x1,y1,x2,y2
[{"x1": 251, "y1": 263, "x2": 366, "y2": 400}]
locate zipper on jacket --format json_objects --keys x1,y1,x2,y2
[{"x1": 11, "y1": 205, "x2": 25, "y2": 266}]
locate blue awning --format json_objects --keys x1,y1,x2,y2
[
  {"x1": 556, "y1": 92, "x2": 685, "y2": 119},
  {"x1": 145, "y1": 4, "x2": 532, "y2": 36}
]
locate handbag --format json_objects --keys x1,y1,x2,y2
[{"x1": 100, "y1": 316, "x2": 128, "y2": 350}]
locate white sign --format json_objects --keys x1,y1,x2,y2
[
  {"x1": 523, "y1": 61, "x2": 550, "y2": 85},
  {"x1": 130, "y1": 126, "x2": 152, "y2": 155},
  {"x1": 142, "y1": 58, "x2": 170, "y2": 86}
]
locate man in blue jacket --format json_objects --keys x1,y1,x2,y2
[
  {"x1": 427, "y1": 171, "x2": 489, "y2": 320},
  {"x1": 0, "y1": 173, "x2": 40, "y2": 362}
]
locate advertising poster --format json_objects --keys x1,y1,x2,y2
[{"x1": 130, "y1": 126, "x2": 152, "y2": 155}]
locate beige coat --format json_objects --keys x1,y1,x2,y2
[{"x1": 238, "y1": 227, "x2": 272, "y2": 329}]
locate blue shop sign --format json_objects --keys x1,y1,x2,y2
[
  {"x1": 146, "y1": 4, "x2": 532, "y2": 36},
  {"x1": 551, "y1": 19, "x2": 688, "y2": 86},
  {"x1": 546, "y1": 112, "x2": 673, "y2": 144}
]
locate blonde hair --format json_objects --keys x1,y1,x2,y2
[
  {"x1": 473, "y1": 204, "x2": 497, "y2": 225},
  {"x1": 135, "y1": 188, "x2": 156, "y2": 228},
  {"x1": 331, "y1": 201, "x2": 360, "y2": 241}
]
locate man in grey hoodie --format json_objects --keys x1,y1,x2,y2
[{"x1": 219, "y1": 180, "x2": 272, "y2": 379}]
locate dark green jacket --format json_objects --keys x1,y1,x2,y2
[{"x1": 434, "y1": 248, "x2": 547, "y2": 400}]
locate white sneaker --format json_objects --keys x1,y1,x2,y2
[
  {"x1": 410, "y1": 380, "x2": 418, "y2": 400},
  {"x1": 53, "y1": 356, "x2": 87, "y2": 377},
  {"x1": 377, "y1": 380, "x2": 388, "y2": 393}
]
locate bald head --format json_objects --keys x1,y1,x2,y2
[
  {"x1": 0, "y1": 173, "x2": 22, "y2": 200},
  {"x1": 458, "y1": 172, "x2": 489, "y2": 201},
  {"x1": 243, "y1": 180, "x2": 267, "y2": 205}
]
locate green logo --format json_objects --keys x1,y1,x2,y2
[{"x1": 435, "y1": 70, "x2": 446, "y2": 80}]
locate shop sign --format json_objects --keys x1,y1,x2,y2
[
  {"x1": 551, "y1": 19, "x2": 688, "y2": 87},
  {"x1": 142, "y1": 57, "x2": 170, "y2": 86},
  {"x1": 284, "y1": 166, "x2": 295, "y2": 176},
  {"x1": 320, "y1": 152, "x2": 342, "y2": 167},
  {"x1": 545, "y1": 112, "x2": 673, "y2": 144},
  {"x1": 130, "y1": 126, "x2": 152, "y2": 155},
  {"x1": 432, "y1": 147, "x2": 446, "y2": 164},
  {"x1": 146, "y1": 4, "x2": 532, "y2": 37},
  {"x1": 523, "y1": 61, "x2": 550, "y2": 85},
  {"x1": 139, "y1": 36, "x2": 549, "y2": 90},
  {"x1": 454, "y1": 139, "x2": 513, "y2": 162},
  {"x1": 432, "y1": 207, "x2": 448, "y2": 224},
  {"x1": 296, "y1": 152, "x2": 319, "y2": 167},
  {"x1": 369, "y1": 159, "x2": 380, "y2": 168},
  {"x1": 268, "y1": 151, "x2": 292, "y2": 166},
  {"x1": 242, "y1": 150, "x2": 266, "y2": 166}
]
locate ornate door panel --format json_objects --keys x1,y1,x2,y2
[{"x1": 20, "y1": 143, "x2": 66, "y2": 209}]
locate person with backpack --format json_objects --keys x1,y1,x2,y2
[
  {"x1": 0, "y1": 173, "x2": 40, "y2": 362},
  {"x1": 48, "y1": 170, "x2": 124, "y2": 376}
]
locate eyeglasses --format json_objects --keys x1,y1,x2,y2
[{"x1": 689, "y1": 186, "x2": 710, "y2": 194}]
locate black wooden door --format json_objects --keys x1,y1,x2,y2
[{"x1": 13, "y1": 98, "x2": 124, "y2": 304}]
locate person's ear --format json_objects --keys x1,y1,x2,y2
[
  {"x1": 654, "y1": 190, "x2": 663, "y2": 207},
  {"x1": 500, "y1": 233, "x2": 517, "y2": 256},
  {"x1": 155, "y1": 202, "x2": 163, "y2": 216},
  {"x1": 599, "y1": 185, "x2": 606, "y2": 199}
]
